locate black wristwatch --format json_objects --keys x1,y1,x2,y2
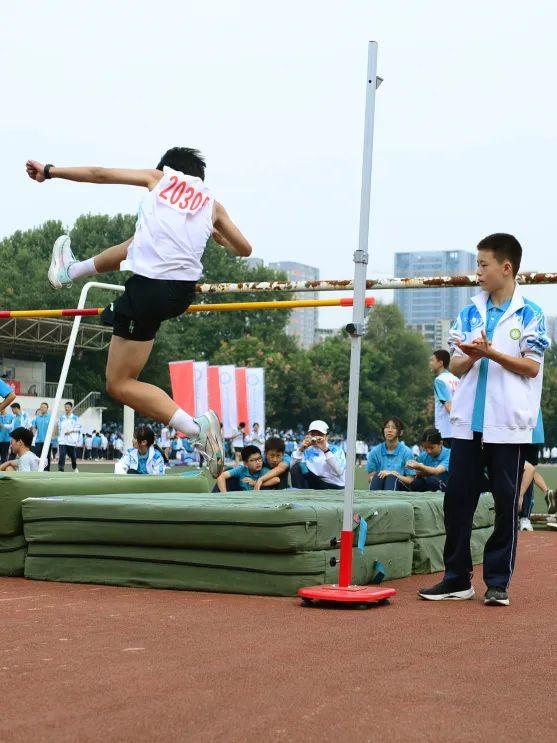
[
  {"x1": 44, "y1": 164, "x2": 55, "y2": 179},
  {"x1": 324, "y1": 448, "x2": 330, "y2": 454}
]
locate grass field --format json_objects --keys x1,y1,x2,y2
[{"x1": 68, "y1": 460, "x2": 557, "y2": 513}]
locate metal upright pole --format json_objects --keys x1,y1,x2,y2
[{"x1": 338, "y1": 41, "x2": 379, "y2": 587}]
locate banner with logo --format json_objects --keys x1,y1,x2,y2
[
  {"x1": 246, "y1": 367, "x2": 265, "y2": 433},
  {"x1": 218, "y1": 365, "x2": 238, "y2": 438}
]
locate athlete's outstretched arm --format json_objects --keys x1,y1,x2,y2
[
  {"x1": 212, "y1": 202, "x2": 252, "y2": 257},
  {"x1": 26, "y1": 160, "x2": 162, "y2": 190}
]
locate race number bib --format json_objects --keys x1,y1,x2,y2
[{"x1": 157, "y1": 175, "x2": 211, "y2": 215}]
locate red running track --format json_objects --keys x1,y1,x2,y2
[{"x1": 0, "y1": 531, "x2": 555, "y2": 743}]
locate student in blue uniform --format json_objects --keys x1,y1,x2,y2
[
  {"x1": 0, "y1": 378, "x2": 16, "y2": 464},
  {"x1": 419, "y1": 234, "x2": 550, "y2": 607},
  {"x1": 367, "y1": 417, "x2": 414, "y2": 491},
  {"x1": 406, "y1": 428, "x2": 451, "y2": 492},
  {"x1": 31, "y1": 402, "x2": 52, "y2": 470},
  {"x1": 215, "y1": 445, "x2": 279, "y2": 492},
  {"x1": 115, "y1": 425, "x2": 166, "y2": 475}
]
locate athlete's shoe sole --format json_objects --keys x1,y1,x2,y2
[
  {"x1": 192, "y1": 410, "x2": 225, "y2": 478},
  {"x1": 484, "y1": 595, "x2": 510, "y2": 606},
  {"x1": 418, "y1": 588, "x2": 475, "y2": 601},
  {"x1": 48, "y1": 235, "x2": 75, "y2": 289}
]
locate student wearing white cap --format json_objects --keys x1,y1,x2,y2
[{"x1": 290, "y1": 420, "x2": 346, "y2": 490}]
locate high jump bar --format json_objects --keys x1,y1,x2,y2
[{"x1": 0, "y1": 297, "x2": 375, "y2": 320}]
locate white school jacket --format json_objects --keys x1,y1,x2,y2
[
  {"x1": 449, "y1": 285, "x2": 550, "y2": 444},
  {"x1": 114, "y1": 446, "x2": 166, "y2": 475}
]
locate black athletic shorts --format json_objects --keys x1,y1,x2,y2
[
  {"x1": 101, "y1": 274, "x2": 197, "y2": 341},
  {"x1": 524, "y1": 444, "x2": 539, "y2": 467}
]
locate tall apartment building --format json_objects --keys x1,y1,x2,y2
[
  {"x1": 268, "y1": 261, "x2": 319, "y2": 349},
  {"x1": 394, "y1": 250, "x2": 477, "y2": 327}
]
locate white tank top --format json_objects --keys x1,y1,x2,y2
[{"x1": 121, "y1": 166, "x2": 214, "y2": 281}]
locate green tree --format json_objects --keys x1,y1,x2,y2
[{"x1": 541, "y1": 344, "x2": 557, "y2": 445}]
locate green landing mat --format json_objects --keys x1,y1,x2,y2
[
  {"x1": 22, "y1": 492, "x2": 414, "y2": 552},
  {"x1": 357, "y1": 491, "x2": 495, "y2": 537},
  {"x1": 0, "y1": 472, "x2": 209, "y2": 536},
  {"x1": 0, "y1": 534, "x2": 27, "y2": 576},
  {"x1": 412, "y1": 527, "x2": 494, "y2": 574},
  {"x1": 24, "y1": 540, "x2": 413, "y2": 596}
]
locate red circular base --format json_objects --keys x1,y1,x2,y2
[{"x1": 298, "y1": 584, "x2": 396, "y2": 604}]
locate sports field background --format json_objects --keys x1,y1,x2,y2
[{"x1": 70, "y1": 462, "x2": 557, "y2": 514}]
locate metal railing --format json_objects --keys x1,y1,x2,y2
[
  {"x1": 73, "y1": 391, "x2": 102, "y2": 416},
  {"x1": 21, "y1": 381, "x2": 73, "y2": 399}
]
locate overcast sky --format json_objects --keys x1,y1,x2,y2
[{"x1": 3, "y1": 1, "x2": 556, "y2": 329}]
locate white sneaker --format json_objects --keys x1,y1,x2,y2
[
  {"x1": 48, "y1": 235, "x2": 76, "y2": 288},
  {"x1": 519, "y1": 517, "x2": 534, "y2": 532},
  {"x1": 191, "y1": 410, "x2": 225, "y2": 477},
  {"x1": 73, "y1": 468, "x2": 80, "y2": 473}
]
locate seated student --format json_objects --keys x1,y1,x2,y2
[
  {"x1": 114, "y1": 425, "x2": 167, "y2": 475},
  {"x1": 367, "y1": 417, "x2": 414, "y2": 491},
  {"x1": 215, "y1": 445, "x2": 279, "y2": 492},
  {"x1": 406, "y1": 428, "x2": 451, "y2": 492},
  {"x1": 290, "y1": 420, "x2": 346, "y2": 490},
  {"x1": 254, "y1": 437, "x2": 290, "y2": 490},
  {"x1": 0, "y1": 427, "x2": 40, "y2": 472}
]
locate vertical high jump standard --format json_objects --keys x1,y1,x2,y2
[{"x1": 298, "y1": 41, "x2": 396, "y2": 606}]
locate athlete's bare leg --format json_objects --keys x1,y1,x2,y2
[
  {"x1": 105, "y1": 336, "x2": 180, "y2": 423},
  {"x1": 93, "y1": 239, "x2": 132, "y2": 273}
]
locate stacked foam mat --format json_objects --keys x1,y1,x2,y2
[
  {"x1": 0, "y1": 471, "x2": 209, "y2": 576},
  {"x1": 20, "y1": 488, "x2": 495, "y2": 596}
]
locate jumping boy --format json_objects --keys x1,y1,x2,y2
[
  {"x1": 26, "y1": 149, "x2": 253, "y2": 476},
  {"x1": 419, "y1": 234, "x2": 549, "y2": 606}
]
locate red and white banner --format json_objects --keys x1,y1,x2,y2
[
  {"x1": 193, "y1": 361, "x2": 208, "y2": 417},
  {"x1": 246, "y1": 368, "x2": 265, "y2": 433},
  {"x1": 168, "y1": 360, "x2": 195, "y2": 417},
  {"x1": 218, "y1": 365, "x2": 238, "y2": 438},
  {"x1": 169, "y1": 361, "x2": 265, "y2": 439}
]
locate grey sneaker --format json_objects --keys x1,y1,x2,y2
[
  {"x1": 484, "y1": 587, "x2": 509, "y2": 606},
  {"x1": 545, "y1": 489, "x2": 556, "y2": 514},
  {"x1": 48, "y1": 235, "x2": 76, "y2": 288},
  {"x1": 192, "y1": 410, "x2": 224, "y2": 477}
]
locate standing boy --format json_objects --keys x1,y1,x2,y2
[
  {"x1": 429, "y1": 350, "x2": 459, "y2": 448},
  {"x1": 419, "y1": 234, "x2": 549, "y2": 606},
  {"x1": 32, "y1": 402, "x2": 52, "y2": 470},
  {"x1": 26, "y1": 148, "x2": 253, "y2": 476},
  {"x1": 58, "y1": 401, "x2": 81, "y2": 473}
]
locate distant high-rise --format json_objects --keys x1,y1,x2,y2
[
  {"x1": 268, "y1": 261, "x2": 319, "y2": 348},
  {"x1": 394, "y1": 250, "x2": 477, "y2": 326}
]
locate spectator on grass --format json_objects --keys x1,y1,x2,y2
[
  {"x1": 290, "y1": 420, "x2": 346, "y2": 490},
  {"x1": 406, "y1": 428, "x2": 451, "y2": 492},
  {"x1": 91, "y1": 431, "x2": 101, "y2": 460},
  {"x1": 246, "y1": 422, "x2": 265, "y2": 450},
  {"x1": 100, "y1": 431, "x2": 108, "y2": 459},
  {"x1": 367, "y1": 417, "x2": 414, "y2": 491},
  {"x1": 31, "y1": 402, "x2": 52, "y2": 471},
  {"x1": 9, "y1": 402, "x2": 30, "y2": 431},
  {"x1": 215, "y1": 444, "x2": 278, "y2": 492},
  {"x1": 115, "y1": 425, "x2": 166, "y2": 475},
  {"x1": 230, "y1": 422, "x2": 246, "y2": 463},
  {"x1": 254, "y1": 437, "x2": 290, "y2": 490},
  {"x1": 58, "y1": 401, "x2": 81, "y2": 473},
  {"x1": 0, "y1": 427, "x2": 39, "y2": 472},
  {"x1": 429, "y1": 349, "x2": 459, "y2": 449},
  {"x1": 83, "y1": 433, "x2": 93, "y2": 460}
]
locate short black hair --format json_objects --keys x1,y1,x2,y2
[
  {"x1": 433, "y1": 350, "x2": 450, "y2": 368},
  {"x1": 64, "y1": 401, "x2": 73, "y2": 407},
  {"x1": 421, "y1": 427, "x2": 442, "y2": 445},
  {"x1": 241, "y1": 445, "x2": 261, "y2": 462},
  {"x1": 383, "y1": 417, "x2": 404, "y2": 437},
  {"x1": 477, "y1": 233, "x2": 522, "y2": 277},
  {"x1": 156, "y1": 147, "x2": 206, "y2": 181},
  {"x1": 265, "y1": 437, "x2": 285, "y2": 453},
  {"x1": 10, "y1": 402, "x2": 21, "y2": 409},
  {"x1": 239, "y1": 422, "x2": 246, "y2": 429},
  {"x1": 11, "y1": 427, "x2": 33, "y2": 448},
  {"x1": 41, "y1": 402, "x2": 49, "y2": 408},
  {"x1": 134, "y1": 425, "x2": 155, "y2": 447}
]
